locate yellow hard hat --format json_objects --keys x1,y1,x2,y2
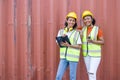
[
  {"x1": 66, "y1": 12, "x2": 77, "y2": 19},
  {"x1": 82, "y1": 10, "x2": 93, "y2": 19}
]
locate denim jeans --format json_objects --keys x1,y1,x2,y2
[{"x1": 56, "y1": 59, "x2": 78, "y2": 80}]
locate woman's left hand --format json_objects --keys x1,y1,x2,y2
[
  {"x1": 61, "y1": 41, "x2": 70, "y2": 47},
  {"x1": 87, "y1": 39, "x2": 94, "y2": 43}
]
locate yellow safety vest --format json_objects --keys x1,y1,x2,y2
[
  {"x1": 59, "y1": 29, "x2": 80, "y2": 62},
  {"x1": 82, "y1": 26, "x2": 101, "y2": 57}
]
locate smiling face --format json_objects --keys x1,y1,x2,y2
[
  {"x1": 67, "y1": 17, "x2": 76, "y2": 28},
  {"x1": 83, "y1": 16, "x2": 93, "y2": 27}
]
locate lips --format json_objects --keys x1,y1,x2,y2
[
  {"x1": 68, "y1": 23, "x2": 74, "y2": 26},
  {"x1": 85, "y1": 21, "x2": 91, "y2": 25}
]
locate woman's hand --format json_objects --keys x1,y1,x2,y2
[
  {"x1": 61, "y1": 42, "x2": 81, "y2": 49},
  {"x1": 87, "y1": 39, "x2": 93, "y2": 43},
  {"x1": 60, "y1": 41, "x2": 70, "y2": 47},
  {"x1": 77, "y1": 30, "x2": 83, "y2": 38}
]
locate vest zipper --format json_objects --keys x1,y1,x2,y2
[
  {"x1": 87, "y1": 42, "x2": 88, "y2": 55},
  {"x1": 65, "y1": 47, "x2": 68, "y2": 58}
]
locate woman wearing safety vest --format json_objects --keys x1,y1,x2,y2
[
  {"x1": 56, "y1": 12, "x2": 82, "y2": 80},
  {"x1": 79, "y1": 10, "x2": 104, "y2": 80}
]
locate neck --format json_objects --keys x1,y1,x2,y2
[
  {"x1": 68, "y1": 26, "x2": 72, "y2": 28},
  {"x1": 87, "y1": 24, "x2": 93, "y2": 27}
]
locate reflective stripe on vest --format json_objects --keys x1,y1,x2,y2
[
  {"x1": 60, "y1": 29, "x2": 80, "y2": 62},
  {"x1": 82, "y1": 26, "x2": 101, "y2": 57}
]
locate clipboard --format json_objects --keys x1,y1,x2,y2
[{"x1": 56, "y1": 35, "x2": 71, "y2": 47}]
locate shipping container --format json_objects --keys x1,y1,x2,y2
[{"x1": 0, "y1": 0, "x2": 120, "y2": 80}]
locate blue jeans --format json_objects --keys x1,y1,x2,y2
[{"x1": 56, "y1": 59, "x2": 78, "y2": 80}]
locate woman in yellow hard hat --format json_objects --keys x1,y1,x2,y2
[
  {"x1": 56, "y1": 12, "x2": 82, "y2": 80},
  {"x1": 80, "y1": 10, "x2": 104, "y2": 80}
]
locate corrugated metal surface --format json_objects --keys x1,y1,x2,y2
[{"x1": 0, "y1": 0, "x2": 120, "y2": 80}]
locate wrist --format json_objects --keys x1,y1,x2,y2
[
  {"x1": 68, "y1": 44, "x2": 71, "y2": 47},
  {"x1": 92, "y1": 40, "x2": 95, "y2": 43}
]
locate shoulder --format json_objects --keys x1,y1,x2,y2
[
  {"x1": 94, "y1": 25, "x2": 103, "y2": 37},
  {"x1": 74, "y1": 29, "x2": 81, "y2": 36},
  {"x1": 59, "y1": 28, "x2": 64, "y2": 32},
  {"x1": 94, "y1": 25, "x2": 103, "y2": 31}
]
